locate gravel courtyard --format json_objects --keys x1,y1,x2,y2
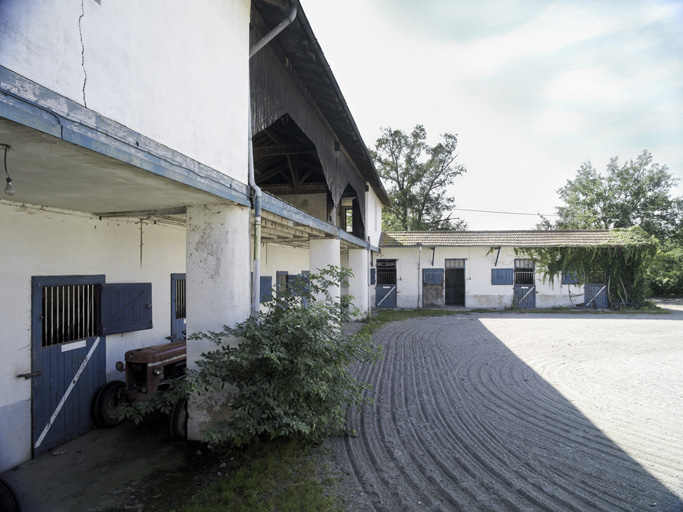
[{"x1": 327, "y1": 308, "x2": 683, "y2": 512}]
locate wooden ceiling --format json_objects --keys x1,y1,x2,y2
[{"x1": 253, "y1": 115, "x2": 327, "y2": 195}]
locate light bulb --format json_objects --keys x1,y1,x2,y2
[{"x1": 5, "y1": 177, "x2": 15, "y2": 196}]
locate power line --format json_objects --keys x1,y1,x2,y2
[{"x1": 452, "y1": 207, "x2": 559, "y2": 217}]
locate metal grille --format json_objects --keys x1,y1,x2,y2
[
  {"x1": 42, "y1": 284, "x2": 100, "y2": 347},
  {"x1": 175, "y1": 279, "x2": 186, "y2": 319},
  {"x1": 445, "y1": 258, "x2": 465, "y2": 269},
  {"x1": 514, "y1": 271, "x2": 535, "y2": 285},
  {"x1": 276, "y1": 272, "x2": 288, "y2": 298},
  {"x1": 376, "y1": 259, "x2": 397, "y2": 285},
  {"x1": 514, "y1": 259, "x2": 535, "y2": 285}
]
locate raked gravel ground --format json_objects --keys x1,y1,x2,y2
[{"x1": 327, "y1": 305, "x2": 683, "y2": 512}]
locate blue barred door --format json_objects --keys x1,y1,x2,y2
[{"x1": 31, "y1": 275, "x2": 106, "y2": 457}]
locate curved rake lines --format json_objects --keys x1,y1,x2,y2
[{"x1": 330, "y1": 315, "x2": 683, "y2": 512}]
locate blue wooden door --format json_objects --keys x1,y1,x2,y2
[
  {"x1": 375, "y1": 285, "x2": 397, "y2": 308},
  {"x1": 31, "y1": 275, "x2": 106, "y2": 457},
  {"x1": 585, "y1": 284, "x2": 608, "y2": 308},
  {"x1": 171, "y1": 274, "x2": 186, "y2": 341},
  {"x1": 514, "y1": 284, "x2": 536, "y2": 308}
]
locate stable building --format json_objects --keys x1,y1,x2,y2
[
  {"x1": 0, "y1": 0, "x2": 387, "y2": 471},
  {"x1": 374, "y1": 230, "x2": 621, "y2": 309}
]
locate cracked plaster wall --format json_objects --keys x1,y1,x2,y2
[{"x1": 0, "y1": 0, "x2": 250, "y2": 181}]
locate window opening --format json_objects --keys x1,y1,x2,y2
[
  {"x1": 445, "y1": 258, "x2": 466, "y2": 269},
  {"x1": 344, "y1": 207, "x2": 353, "y2": 233},
  {"x1": 514, "y1": 259, "x2": 535, "y2": 285},
  {"x1": 174, "y1": 278, "x2": 186, "y2": 319},
  {"x1": 376, "y1": 259, "x2": 397, "y2": 285},
  {"x1": 276, "y1": 271, "x2": 288, "y2": 298},
  {"x1": 42, "y1": 284, "x2": 101, "y2": 347}
]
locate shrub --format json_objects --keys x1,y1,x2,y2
[{"x1": 121, "y1": 266, "x2": 381, "y2": 447}]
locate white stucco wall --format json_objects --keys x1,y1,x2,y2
[
  {"x1": 377, "y1": 245, "x2": 574, "y2": 309},
  {"x1": 279, "y1": 193, "x2": 327, "y2": 222},
  {"x1": 0, "y1": 0, "x2": 250, "y2": 182},
  {"x1": 0, "y1": 201, "x2": 185, "y2": 471},
  {"x1": 365, "y1": 186, "x2": 382, "y2": 248}
]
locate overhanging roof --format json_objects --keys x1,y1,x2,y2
[
  {"x1": 251, "y1": 0, "x2": 390, "y2": 206},
  {"x1": 380, "y1": 230, "x2": 624, "y2": 248}
]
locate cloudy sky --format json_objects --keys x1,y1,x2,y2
[{"x1": 301, "y1": 0, "x2": 683, "y2": 230}]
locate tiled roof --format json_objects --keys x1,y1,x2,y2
[{"x1": 380, "y1": 230, "x2": 622, "y2": 248}]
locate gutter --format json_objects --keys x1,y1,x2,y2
[{"x1": 248, "y1": 6, "x2": 297, "y2": 314}]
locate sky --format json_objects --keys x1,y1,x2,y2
[{"x1": 300, "y1": 0, "x2": 683, "y2": 230}]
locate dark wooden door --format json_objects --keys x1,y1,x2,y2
[{"x1": 445, "y1": 268, "x2": 465, "y2": 305}]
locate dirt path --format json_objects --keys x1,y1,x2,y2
[{"x1": 327, "y1": 310, "x2": 683, "y2": 511}]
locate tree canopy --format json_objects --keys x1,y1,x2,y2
[
  {"x1": 372, "y1": 125, "x2": 466, "y2": 231},
  {"x1": 539, "y1": 150, "x2": 683, "y2": 296},
  {"x1": 540, "y1": 150, "x2": 682, "y2": 241}
]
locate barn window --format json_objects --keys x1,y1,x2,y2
[
  {"x1": 445, "y1": 258, "x2": 465, "y2": 269},
  {"x1": 174, "y1": 277, "x2": 186, "y2": 319},
  {"x1": 344, "y1": 207, "x2": 353, "y2": 233},
  {"x1": 37, "y1": 278, "x2": 153, "y2": 345},
  {"x1": 276, "y1": 271, "x2": 288, "y2": 298},
  {"x1": 514, "y1": 259, "x2": 535, "y2": 285},
  {"x1": 41, "y1": 284, "x2": 101, "y2": 347}
]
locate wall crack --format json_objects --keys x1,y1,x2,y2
[{"x1": 78, "y1": 0, "x2": 88, "y2": 107}]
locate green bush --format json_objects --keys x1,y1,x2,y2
[
  {"x1": 648, "y1": 242, "x2": 683, "y2": 296},
  {"x1": 185, "y1": 266, "x2": 380, "y2": 446}
]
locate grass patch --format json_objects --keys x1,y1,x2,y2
[
  {"x1": 178, "y1": 440, "x2": 339, "y2": 512},
  {"x1": 361, "y1": 308, "x2": 463, "y2": 335}
]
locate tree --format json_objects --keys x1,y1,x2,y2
[
  {"x1": 542, "y1": 150, "x2": 682, "y2": 241},
  {"x1": 540, "y1": 150, "x2": 683, "y2": 296},
  {"x1": 372, "y1": 125, "x2": 467, "y2": 231}
]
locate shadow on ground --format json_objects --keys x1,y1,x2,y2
[{"x1": 326, "y1": 313, "x2": 683, "y2": 511}]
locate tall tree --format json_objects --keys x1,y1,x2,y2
[
  {"x1": 372, "y1": 125, "x2": 467, "y2": 231},
  {"x1": 542, "y1": 150, "x2": 682, "y2": 241}
]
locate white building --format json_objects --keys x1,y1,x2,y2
[
  {"x1": 0, "y1": 0, "x2": 388, "y2": 471},
  {"x1": 373, "y1": 231, "x2": 621, "y2": 309}
]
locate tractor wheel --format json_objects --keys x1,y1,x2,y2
[
  {"x1": 169, "y1": 398, "x2": 188, "y2": 440},
  {"x1": 93, "y1": 380, "x2": 126, "y2": 428},
  {"x1": 0, "y1": 478, "x2": 20, "y2": 512}
]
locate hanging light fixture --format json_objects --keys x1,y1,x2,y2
[{"x1": 2, "y1": 144, "x2": 15, "y2": 196}]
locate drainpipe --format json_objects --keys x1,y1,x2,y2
[
  {"x1": 248, "y1": 7, "x2": 297, "y2": 314},
  {"x1": 417, "y1": 244, "x2": 422, "y2": 308}
]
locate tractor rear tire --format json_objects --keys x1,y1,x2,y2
[{"x1": 93, "y1": 380, "x2": 126, "y2": 428}]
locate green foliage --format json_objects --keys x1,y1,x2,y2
[
  {"x1": 521, "y1": 227, "x2": 658, "y2": 300},
  {"x1": 186, "y1": 266, "x2": 380, "y2": 447},
  {"x1": 648, "y1": 241, "x2": 683, "y2": 296},
  {"x1": 541, "y1": 150, "x2": 682, "y2": 241},
  {"x1": 371, "y1": 125, "x2": 467, "y2": 231}
]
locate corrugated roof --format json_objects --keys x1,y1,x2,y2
[{"x1": 380, "y1": 230, "x2": 622, "y2": 248}]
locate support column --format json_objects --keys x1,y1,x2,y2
[
  {"x1": 185, "y1": 203, "x2": 251, "y2": 440},
  {"x1": 309, "y1": 238, "x2": 341, "y2": 302},
  {"x1": 348, "y1": 248, "x2": 370, "y2": 319}
]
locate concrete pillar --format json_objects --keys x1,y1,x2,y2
[
  {"x1": 348, "y1": 248, "x2": 370, "y2": 319},
  {"x1": 185, "y1": 203, "x2": 251, "y2": 440},
  {"x1": 309, "y1": 238, "x2": 341, "y2": 302}
]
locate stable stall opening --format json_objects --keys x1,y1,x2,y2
[
  {"x1": 445, "y1": 258, "x2": 466, "y2": 306},
  {"x1": 375, "y1": 259, "x2": 397, "y2": 308},
  {"x1": 513, "y1": 259, "x2": 536, "y2": 308}
]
